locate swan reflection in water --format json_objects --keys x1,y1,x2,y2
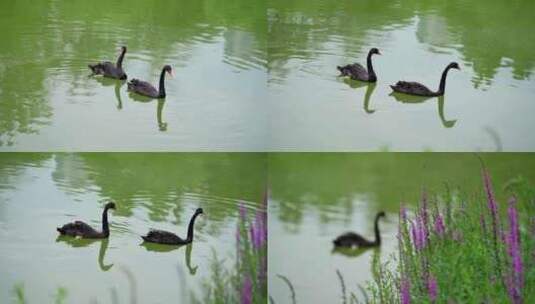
[
  {"x1": 332, "y1": 246, "x2": 380, "y2": 259},
  {"x1": 55, "y1": 236, "x2": 114, "y2": 271},
  {"x1": 342, "y1": 79, "x2": 377, "y2": 114},
  {"x1": 141, "y1": 242, "x2": 198, "y2": 275},
  {"x1": 128, "y1": 92, "x2": 168, "y2": 132},
  {"x1": 390, "y1": 93, "x2": 457, "y2": 128},
  {"x1": 93, "y1": 77, "x2": 126, "y2": 110}
]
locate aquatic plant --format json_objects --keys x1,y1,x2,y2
[
  {"x1": 366, "y1": 170, "x2": 534, "y2": 303},
  {"x1": 194, "y1": 199, "x2": 267, "y2": 304}
]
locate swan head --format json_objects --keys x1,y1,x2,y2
[
  {"x1": 449, "y1": 62, "x2": 460, "y2": 70},
  {"x1": 120, "y1": 46, "x2": 127, "y2": 53},
  {"x1": 370, "y1": 48, "x2": 381, "y2": 56},
  {"x1": 377, "y1": 211, "x2": 386, "y2": 218},
  {"x1": 195, "y1": 208, "x2": 204, "y2": 215},
  {"x1": 163, "y1": 65, "x2": 174, "y2": 78},
  {"x1": 105, "y1": 201, "x2": 116, "y2": 210}
]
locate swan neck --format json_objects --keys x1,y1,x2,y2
[
  {"x1": 158, "y1": 68, "x2": 167, "y2": 98},
  {"x1": 438, "y1": 66, "x2": 451, "y2": 95},
  {"x1": 186, "y1": 213, "x2": 200, "y2": 242},
  {"x1": 102, "y1": 207, "x2": 110, "y2": 237},
  {"x1": 374, "y1": 215, "x2": 381, "y2": 245},
  {"x1": 116, "y1": 49, "x2": 126, "y2": 68},
  {"x1": 367, "y1": 52, "x2": 376, "y2": 81}
]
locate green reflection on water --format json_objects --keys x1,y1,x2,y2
[
  {"x1": 268, "y1": 0, "x2": 535, "y2": 83},
  {"x1": 268, "y1": 0, "x2": 535, "y2": 151}
]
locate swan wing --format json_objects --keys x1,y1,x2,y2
[
  {"x1": 58, "y1": 221, "x2": 98, "y2": 236},
  {"x1": 143, "y1": 229, "x2": 184, "y2": 244},
  {"x1": 127, "y1": 79, "x2": 158, "y2": 97},
  {"x1": 340, "y1": 63, "x2": 371, "y2": 81},
  {"x1": 392, "y1": 81, "x2": 434, "y2": 96},
  {"x1": 333, "y1": 232, "x2": 369, "y2": 247}
]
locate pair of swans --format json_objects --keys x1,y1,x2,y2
[
  {"x1": 57, "y1": 202, "x2": 204, "y2": 245},
  {"x1": 337, "y1": 48, "x2": 460, "y2": 97},
  {"x1": 89, "y1": 46, "x2": 174, "y2": 99}
]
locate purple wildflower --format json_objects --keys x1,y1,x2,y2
[
  {"x1": 411, "y1": 216, "x2": 426, "y2": 251},
  {"x1": 483, "y1": 169, "x2": 500, "y2": 241},
  {"x1": 482, "y1": 168, "x2": 503, "y2": 277},
  {"x1": 427, "y1": 274, "x2": 438, "y2": 302},
  {"x1": 249, "y1": 225, "x2": 257, "y2": 249},
  {"x1": 400, "y1": 277, "x2": 410, "y2": 304},
  {"x1": 434, "y1": 214, "x2": 445, "y2": 237},
  {"x1": 506, "y1": 197, "x2": 523, "y2": 304},
  {"x1": 241, "y1": 276, "x2": 252, "y2": 304},
  {"x1": 421, "y1": 191, "x2": 430, "y2": 243},
  {"x1": 255, "y1": 210, "x2": 267, "y2": 247}
]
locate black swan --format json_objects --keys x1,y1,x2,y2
[
  {"x1": 57, "y1": 201, "x2": 116, "y2": 239},
  {"x1": 89, "y1": 46, "x2": 127, "y2": 80},
  {"x1": 390, "y1": 62, "x2": 460, "y2": 96},
  {"x1": 333, "y1": 211, "x2": 385, "y2": 248},
  {"x1": 337, "y1": 48, "x2": 381, "y2": 82},
  {"x1": 141, "y1": 208, "x2": 203, "y2": 245},
  {"x1": 127, "y1": 65, "x2": 173, "y2": 98}
]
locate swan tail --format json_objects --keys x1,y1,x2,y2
[{"x1": 88, "y1": 64, "x2": 105, "y2": 75}]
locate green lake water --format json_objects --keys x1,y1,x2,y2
[
  {"x1": 2, "y1": 0, "x2": 534, "y2": 151},
  {"x1": 0, "y1": 0, "x2": 267, "y2": 151},
  {"x1": 268, "y1": 0, "x2": 535, "y2": 151},
  {"x1": 0, "y1": 153, "x2": 266, "y2": 303},
  {"x1": 268, "y1": 153, "x2": 535, "y2": 303}
]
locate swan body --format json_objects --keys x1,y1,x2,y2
[
  {"x1": 128, "y1": 65, "x2": 173, "y2": 98},
  {"x1": 337, "y1": 48, "x2": 381, "y2": 82},
  {"x1": 57, "y1": 202, "x2": 116, "y2": 239},
  {"x1": 142, "y1": 208, "x2": 203, "y2": 245},
  {"x1": 89, "y1": 46, "x2": 127, "y2": 80},
  {"x1": 390, "y1": 62, "x2": 460, "y2": 96},
  {"x1": 333, "y1": 211, "x2": 385, "y2": 248}
]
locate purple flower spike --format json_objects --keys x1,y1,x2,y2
[
  {"x1": 434, "y1": 214, "x2": 445, "y2": 237},
  {"x1": 482, "y1": 169, "x2": 500, "y2": 241},
  {"x1": 427, "y1": 274, "x2": 438, "y2": 302},
  {"x1": 400, "y1": 277, "x2": 410, "y2": 304},
  {"x1": 241, "y1": 276, "x2": 252, "y2": 304},
  {"x1": 249, "y1": 225, "x2": 257, "y2": 249},
  {"x1": 506, "y1": 197, "x2": 523, "y2": 304},
  {"x1": 418, "y1": 192, "x2": 430, "y2": 243},
  {"x1": 411, "y1": 216, "x2": 426, "y2": 251}
]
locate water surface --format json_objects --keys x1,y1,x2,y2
[
  {"x1": 268, "y1": 153, "x2": 535, "y2": 303},
  {"x1": 0, "y1": 153, "x2": 266, "y2": 303},
  {"x1": 268, "y1": 0, "x2": 535, "y2": 151},
  {"x1": 0, "y1": 0, "x2": 267, "y2": 151}
]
